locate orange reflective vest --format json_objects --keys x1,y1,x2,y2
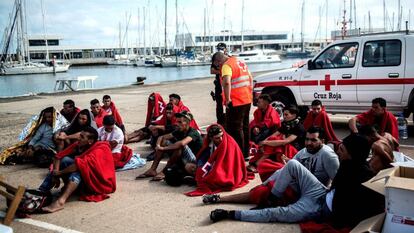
[{"x1": 222, "y1": 56, "x2": 252, "y2": 107}]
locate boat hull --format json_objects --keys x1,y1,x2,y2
[{"x1": 0, "y1": 63, "x2": 70, "y2": 75}]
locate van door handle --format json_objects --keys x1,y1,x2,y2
[
  {"x1": 388, "y1": 73, "x2": 399, "y2": 78},
  {"x1": 342, "y1": 74, "x2": 352, "y2": 79}
]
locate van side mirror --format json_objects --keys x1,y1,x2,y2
[{"x1": 307, "y1": 59, "x2": 314, "y2": 70}]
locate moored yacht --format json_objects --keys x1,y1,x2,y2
[{"x1": 235, "y1": 49, "x2": 281, "y2": 64}]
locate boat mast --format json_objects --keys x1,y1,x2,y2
[
  {"x1": 175, "y1": 0, "x2": 178, "y2": 66},
  {"x1": 164, "y1": 0, "x2": 167, "y2": 55},
  {"x1": 40, "y1": 0, "x2": 49, "y2": 61},
  {"x1": 23, "y1": 0, "x2": 29, "y2": 63},
  {"x1": 300, "y1": 0, "x2": 305, "y2": 52},
  {"x1": 143, "y1": 7, "x2": 146, "y2": 57},
  {"x1": 137, "y1": 7, "x2": 140, "y2": 55},
  {"x1": 203, "y1": 7, "x2": 206, "y2": 53},
  {"x1": 325, "y1": 0, "x2": 328, "y2": 43},
  {"x1": 241, "y1": 0, "x2": 244, "y2": 52},
  {"x1": 383, "y1": 0, "x2": 386, "y2": 31},
  {"x1": 211, "y1": 0, "x2": 215, "y2": 52}
]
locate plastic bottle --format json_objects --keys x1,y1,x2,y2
[{"x1": 397, "y1": 113, "x2": 408, "y2": 140}]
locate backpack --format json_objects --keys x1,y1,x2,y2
[
  {"x1": 12, "y1": 189, "x2": 53, "y2": 215},
  {"x1": 164, "y1": 165, "x2": 185, "y2": 187}
]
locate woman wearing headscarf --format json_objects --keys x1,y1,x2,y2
[
  {"x1": 0, "y1": 107, "x2": 68, "y2": 165},
  {"x1": 55, "y1": 109, "x2": 97, "y2": 151}
]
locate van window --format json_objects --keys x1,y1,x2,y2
[
  {"x1": 313, "y1": 43, "x2": 358, "y2": 69},
  {"x1": 362, "y1": 40, "x2": 401, "y2": 67}
]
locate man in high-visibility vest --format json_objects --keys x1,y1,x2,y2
[{"x1": 212, "y1": 52, "x2": 253, "y2": 159}]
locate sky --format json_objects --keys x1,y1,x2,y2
[{"x1": 1, "y1": 0, "x2": 413, "y2": 48}]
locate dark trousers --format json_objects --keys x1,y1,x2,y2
[
  {"x1": 251, "y1": 127, "x2": 272, "y2": 144},
  {"x1": 214, "y1": 75, "x2": 225, "y2": 125},
  {"x1": 225, "y1": 103, "x2": 251, "y2": 157}
]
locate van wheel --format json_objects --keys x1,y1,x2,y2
[{"x1": 270, "y1": 93, "x2": 292, "y2": 108}]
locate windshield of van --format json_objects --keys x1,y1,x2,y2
[{"x1": 314, "y1": 43, "x2": 358, "y2": 69}]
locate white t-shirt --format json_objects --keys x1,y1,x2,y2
[{"x1": 97, "y1": 125, "x2": 124, "y2": 153}]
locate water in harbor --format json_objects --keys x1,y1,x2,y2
[{"x1": 0, "y1": 58, "x2": 303, "y2": 98}]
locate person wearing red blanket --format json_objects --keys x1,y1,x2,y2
[
  {"x1": 102, "y1": 95, "x2": 126, "y2": 133},
  {"x1": 208, "y1": 134, "x2": 384, "y2": 226},
  {"x1": 248, "y1": 105, "x2": 305, "y2": 178},
  {"x1": 184, "y1": 124, "x2": 249, "y2": 196},
  {"x1": 349, "y1": 97, "x2": 399, "y2": 140},
  {"x1": 90, "y1": 98, "x2": 108, "y2": 128},
  {"x1": 303, "y1": 100, "x2": 339, "y2": 142},
  {"x1": 60, "y1": 99, "x2": 80, "y2": 123},
  {"x1": 203, "y1": 127, "x2": 338, "y2": 209},
  {"x1": 40, "y1": 127, "x2": 116, "y2": 213},
  {"x1": 169, "y1": 93, "x2": 200, "y2": 131},
  {"x1": 126, "y1": 92, "x2": 167, "y2": 144},
  {"x1": 249, "y1": 94, "x2": 281, "y2": 144}
]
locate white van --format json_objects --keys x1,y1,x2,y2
[{"x1": 253, "y1": 32, "x2": 414, "y2": 120}]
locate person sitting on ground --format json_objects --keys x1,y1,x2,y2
[
  {"x1": 60, "y1": 99, "x2": 80, "y2": 123},
  {"x1": 102, "y1": 95, "x2": 126, "y2": 133},
  {"x1": 148, "y1": 103, "x2": 178, "y2": 146},
  {"x1": 0, "y1": 107, "x2": 68, "y2": 165},
  {"x1": 349, "y1": 97, "x2": 399, "y2": 140},
  {"x1": 185, "y1": 124, "x2": 249, "y2": 196},
  {"x1": 359, "y1": 125, "x2": 397, "y2": 174},
  {"x1": 126, "y1": 92, "x2": 166, "y2": 144},
  {"x1": 208, "y1": 134, "x2": 384, "y2": 229},
  {"x1": 247, "y1": 105, "x2": 305, "y2": 177},
  {"x1": 169, "y1": 93, "x2": 200, "y2": 131},
  {"x1": 55, "y1": 109, "x2": 97, "y2": 152},
  {"x1": 90, "y1": 98, "x2": 108, "y2": 128},
  {"x1": 136, "y1": 111, "x2": 203, "y2": 181},
  {"x1": 40, "y1": 127, "x2": 116, "y2": 213},
  {"x1": 98, "y1": 115, "x2": 132, "y2": 169},
  {"x1": 303, "y1": 100, "x2": 339, "y2": 143},
  {"x1": 249, "y1": 94, "x2": 281, "y2": 145},
  {"x1": 202, "y1": 126, "x2": 339, "y2": 206}
]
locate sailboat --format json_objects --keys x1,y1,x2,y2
[
  {"x1": 0, "y1": 0, "x2": 70, "y2": 75},
  {"x1": 285, "y1": 0, "x2": 313, "y2": 58}
]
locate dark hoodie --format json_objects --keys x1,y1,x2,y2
[{"x1": 331, "y1": 134, "x2": 385, "y2": 228}]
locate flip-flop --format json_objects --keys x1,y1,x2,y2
[
  {"x1": 150, "y1": 175, "x2": 165, "y2": 181},
  {"x1": 42, "y1": 205, "x2": 64, "y2": 213},
  {"x1": 246, "y1": 165, "x2": 258, "y2": 173},
  {"x1": 135, "y1": 173, "x2": 155, "y2": 179}
]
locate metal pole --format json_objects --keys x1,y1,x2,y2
[
  {"x1": 164, "y1": 0, "x2": 167, "y2": 55},
  {"x1": 241, "y1": 0, "x2": 244, "y2": 52}
]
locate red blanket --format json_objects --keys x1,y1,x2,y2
[
  {"x1": 249, "y1": 105, "x2": 281, "y2": 132},
  {"x1": 303, "y1": 109, "x2": 339, "y2": 142},
  {"x1": 253, "y1": 135, "x2": 298, "y2": 181},
  {"x1": 173, "y1": 101, "x2": 200, "y2": 131},
  {"x1": 145, "y1": 93, "x2": 166, "y2": 126},
  {"x1": 248, "y1": 181, "x2": 298, "y2": 206},
  {"x1": 56, "y1": 141, "x2": 116, "y2": 202},
  {"x1": 300, "y1": 221, "x2": 351, "y2": 233},
  {"x1": 185, "y1": 125, "x2": 249, "y2": 196},
  {"x1": 94, "y1": 108, "x2": 108, "y2": 128},
  {"x1": 102, "y1": 102, "x2": 124, "y2": 126},
  {"x1": 357, "y1": 109, "x2": 399, "y2": 140},
  {"x1": 112, "y1": 145, "x2": 133, "y2": 169}
]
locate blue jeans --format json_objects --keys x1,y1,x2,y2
[
  {"x1": 39, "y1": 156, "x2": 82, "y2": 192},
  {"x1": 235, "y1": 160, "x2": 328, "y2": 223}
]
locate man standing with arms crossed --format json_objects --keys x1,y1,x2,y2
[{"x1": 212, "y1": 51, "x2": 252, "y2": 159}]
